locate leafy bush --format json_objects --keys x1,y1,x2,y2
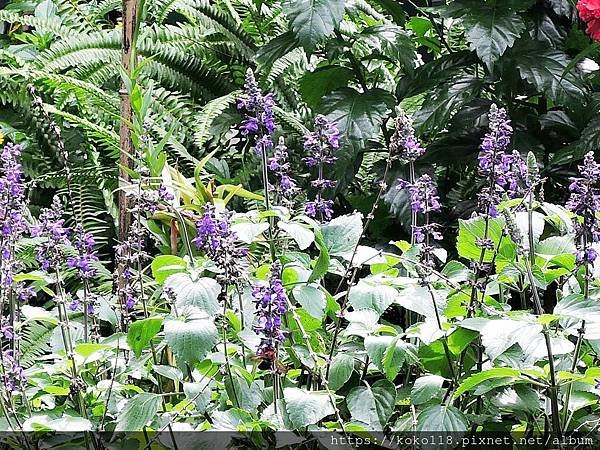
[{"x1": 0, "y1": 0, "x2": 600, "y2": 446}]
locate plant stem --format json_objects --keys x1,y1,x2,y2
[{"x1": 523, "y1": 258, "x2": 562, "y2": 438}]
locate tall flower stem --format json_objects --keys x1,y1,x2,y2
[
  {"x1": 222, "y1": 291, "x2": 240, "y2": 409},
  {"x1": 504, "y1": 209, "x2": 561, "y2": 438},
  {"x1": 285, "y1": 296, "x2": 347, "y2": 434},
  {"x1": 55, "y1": 269, "x2": 89, "y2": 420},
  {"x1": 523, "y1": 259, "x2": 561, "y2": 438},
  {"x1": 260, "y1": 147, "x2": 277, "y2": 262}
]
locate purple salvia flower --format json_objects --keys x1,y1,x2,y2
[
  {"x1": 0, "y1": 143, "x2": 27, "y2": 288},
  {"x1": 567, "y1": 152, "x2": 600, "y2": 265},
  {"x1": 31, "y1": 197, "x2": 71, "y2": 272},
  {"x1": 0, "y1": 317, "x2": 13, "y2": 340},
  {"x1": 67, "y1": 225, "x2": 99, "y2": 279},
  {"x1": 397, "y1": 174, "x2": 443, "y2": 264},
  {"x1": 303, "y1": 115, "x2": 340, "y2": 221},
  {"x1": 237, "y1": 69, "x2": 276, "y2": 155},
  {"x1": 268, "y1": 138, "x2": 299, "y2": 206},
  {"x1": 477, "y1": 105, "x2": 528, "y2": 217},
  {"x1": 16, "y1": 284, "x2": 35, "y2": 303},
  {"x1": 192, "y1": 204, "x2": 248, "y2": 285},
  {"x1": 1, "y1": 350, "x2": 25, "y2": 392},
  {"x1": 252, "y1": 261, "x2": 287, "y2": 360},
  {"x1": 397, "y1": 175, "x2": 442, "y2": 214},
  {"x1": 389, "y1": 110, "x2": 426, "y2": 161},
  {"x1": 115, "y1": 217, "x2": 148, "y2": 317}
]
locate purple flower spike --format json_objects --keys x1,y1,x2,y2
[
  {"x1": 397, "y1": 174, "x2": 442, "y2": 214},
  {"x1": 0, "y1": 143, "x2": 27, "y2": 288},
  {"x1": 192, "y1": 204, "x2": 247, "y2": 286},
  {"x1": 567, "y1": 152, "x2": 600, "y2": 265},
  {"x1": 67, "y1": 225, "x2": 99, "y2": 279},
  {"x1": 390, "y1": 111, "x2": 426, "y2": 162},
  {"x1": 31, "y1": 197, "x2": 71, "y2": 273},
  {"x1": 303, "y1": 115, "x2": 340, "y2": 222},
  {"x1": 476, "y1": 105, "x2": 528, "y2": 216},
  {"x1": 268, "y1": 138, "x2": 299, "y2": 206},
  {"x1": 252, "y1": 262, "x2": 288, "y2": 361},
  {"x1": 237, "y1": 69, "x2": 276, "y2": 155}
]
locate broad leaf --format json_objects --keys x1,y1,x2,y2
[
  {"x1": 365, "y1": 335, "x2": 417, "y2": 380},
  {"x1": 348, "y1": 281, "x2": 397, "y2": 316},
  {"x1": 127, "y1": 317, "x2": 163, "y2": 358},
  {"x1": 283, "y1": 388, "x2": 336, "y2": 428},
  {"x1": 411, "y1": 375, "x2": 445, "y2": 405},
  {"x1": 164, "y1": 308, "x2": 218, "y2": 366},
  {"x1": 284, "y1": 0, "x2": 345, "y2": 50},
  {"x1": 293, "y1": 285, "x2": 326, "y2": 319},
  {"x1": 443, "y1": 0, "x2": 530, "y2": 68},
  {"x1": 328, "y1": 353, "x2": 355, "y2": 391},
  {"x1": 151, "y1": 255, "x2": 187, "y2": 285},
  {"x1": 506, "y1": 39, "x2": 585, "y2": 105},
  {"x1": 457, "y1": 216, "x2": 511, "y2": 262},
  {"x1": 164, "y1": 273, "x2": 220, "y2": 315},
  {"x1": 346, "y1": 380, "x2": 396, "y2": 430},
  {"x1": 417, "y1": 404, "x2": 469, "y2": 432},
  {"x1": 299, "y1": 66, "x2": 354, "y2": 108},
  {"x1": 115, "y1": 393, "x2": 162, "y2": 431},
  {"x1": 454, "y1": 368, "x2": 521, "y2": 397},
  {"x1": 321, "y1": 212, "x2": 363, "y2": 257},
  {"x1": 320, "y1": 88, "x2": 394, "y2": 186},
  {"x1": 413, "y1": 76, "x2": 482, "y2": 134}
]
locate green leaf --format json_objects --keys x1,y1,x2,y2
[
  {"x1": 299, "y1": 66, "x2": 354, "y2": 109},
  {"x1": 183, "y1": 382, "x2": 212, "y2": 414},
  {"x1": 460, "y1": 318, "x2": 542, "y2": 361},
  {"x1": 417, "y1": 404, "x2": 469, "y2": 432},
  {"x1": 411, "y1": 375, "x2": 445, "y2": 405},
  {"x1": 580, "y1": 117, "x2": 600, "y2": 153},
  {"x1": 365, "y1": 336, "x2": 417, "y2": 380},
  {"x1": 371, "y1": 0, "x2": 406, "y2": 25},
  {"x1": 127, "y1": 317, "x2": 163, "y2": 358},
  {"x1": 225, "y1": 375, "x2": 263, "y2": 410},
  {"x1": 278, "y1": 221, "x2": 314, "y2": 250},
  {"x1": 346, "y1": 380, "x2": 396, "y2": 430},
  {"x1": 151, "y1": 255, "x2": 188, "y2": 285},
  {"x1": 284, "y1": 0, "x2": 345, "y2": 50},
  {"x1": 309, "y1": 229, "x2": 330, "y2": 281},
  {"x1": 443, "y1": 0, "x2": 530, "y2": 68},
  {"x1": 293, "y1": 285, "x2": 326, "y2": 319},
  {"x1": 164, "y1": 273, "x2": 220, "y2": 315},
  {"x1": 454, "y1": 368, "x2": 521, "y2": 397},
  {"x1": 396, "y1": 51, "x2": 476, "y2": 99},
  {"x1": 153, "y1": 365, "x2": 183, "y2": 382},
  {"x1": 358, "y1": 25, "x2": 416, "y2": 71},
  {"x1": 344, "y1": 309, "x2": 380, "y2": 337},
  {"x1": 457, "y1": 216, "x2": 509, "y2": 262},
  {"x1": 349, "y1": 281, "x2": 397, "y2": 316},
  {"x1": 555, "y1": 294, "x2": 600, "y2": 321},
  {"x1": 283, "y1": 388, "x2": 336, "y2": 428},
  {"x1": 256, "y1": 32, "x2": 300, "y2": 68},
  {"x1": 115, "y1": 393, "x2": 162, "y2": 431},
  {"x1": 441, "y1": 261, "x2": 470, "y2": 283},
  {"x1": 35, "y1": 0, "x2": 58, "y2": 19},
  {"x1": 321, "y1": 212, "x2": 363, "y2": 257},
  {"x1": 328, "y1": 353, "x2": 355, "y2": 391},
  {"x1": 413, "y1": 76, "x2": 482, "y2": 134},
  {"x1": 320, "y1": 88, "x2": 395, "y2": 187},
  {"x1": 164, "y1": 308, "x2": 218, "y2": 366},
  {"x1": 507, "y1": 39, "x2": 586, "y2": 105}
]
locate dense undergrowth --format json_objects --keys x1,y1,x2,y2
[{"x1": 1, "y1": 0, "x2": 600, "y2": 448}]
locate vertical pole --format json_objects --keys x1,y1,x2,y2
[{"x1": 118, "y1": 0, "x2": 137, "y2": 244}]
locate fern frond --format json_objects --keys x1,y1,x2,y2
[{"x1": 194, "y1": 90, "x2": 240, "y2": 149}]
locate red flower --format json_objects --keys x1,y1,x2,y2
[{"x1": 578, "y1": 0, "x2": 600, "y2": 41}]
